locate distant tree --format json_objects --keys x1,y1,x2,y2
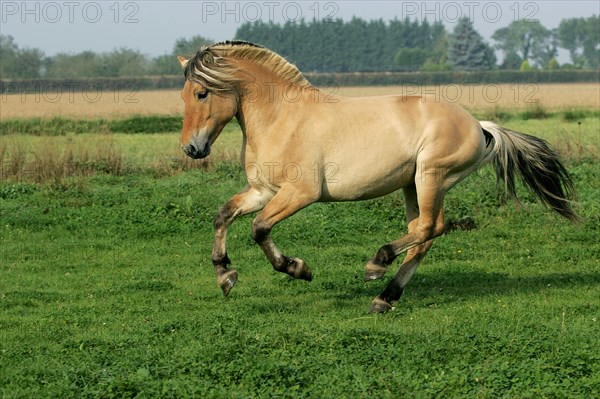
[
  {"x1": 45, "y1": 51, "x2": 100, "y2": 78},
  {"x1": 150, "y1": 35, "x2": 213, "y2": 75},
  {"x1": 0, "y1": 35, "x2": 19, "y2": 79},
  {"x1": 149, "y1": 54, "x2": 181, "y2": 75},
  {"x1": 581, "y1": 16, "x2": 599, "y2": 68},
  {"x1": 532, "y1": 28, "x2": 559, "y2": 68},
  {"x1": 500, "y1": 52, "x2": 522, "y2": 69},
  {"x1": 492, "y1": 20, "x2": 554, "y2": 68},
  {"x1": 447, "y1": 17, "x2": 496, "y2": 70},
  {"x1": 547, "y1": 58, "x2": 560, "y2": 70},
  {"x1": 0, "y1": 34, "x2": 44, "y2": 79},
  {"x1": 100, "y1": 48, "x2": 149, "y2": 77},
  {"x1": 173, "y1": 35, "x2": 212, "y2": 57},
  {"x1": 428, "y1": 22, "x2": 449, "y2": 65},
  {"x1": 394, "y1": 48, "x2": 429, "y2": 71},
  {"x1": 46, "y1": 49, "x2": 149, "y2": 78},
  {"x1": 558, "y1": 16, "x2": 599, "y2": 68},
  {"x1": 558, "y1": 17, "x2": 586, "y2": 67},
  {"x1": 6, "y1": 49, "x2": 22, "y2": 78},
  {"x1": 519, "y1": 60, "x2": 534, "y2": 71}
]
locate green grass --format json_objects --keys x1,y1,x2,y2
[{"x1": 1, "y1": 158, "x2": 599, "y2": 397}]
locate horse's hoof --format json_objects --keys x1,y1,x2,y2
[
  {"x1": 218, "y1": 269, "x2": 238, "y2": 296},
  {"x1": 291, "y1": 258, "x2": 313, "y2": 282},
  {"x1": 369, "y1": 297, "x2": 393, "y2": 313},
  {"x1": 364, "y1": 261, "x2": 387, "y2": 281}
]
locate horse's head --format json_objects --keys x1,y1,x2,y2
[{"x1": 178, "y1": 54, "x2": 238, "y2": 159}]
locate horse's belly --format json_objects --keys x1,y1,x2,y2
[{"x1": 320, "y1": 163, "x2": 416, "y2": 202}]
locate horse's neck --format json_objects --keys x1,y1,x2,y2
[{"x1": 236, "y1": 80, "x2": 299, "y2": 136}]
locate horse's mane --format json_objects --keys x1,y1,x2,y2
[{"x1": 184, "y1": 40, "x2": 312, "y2": 91}]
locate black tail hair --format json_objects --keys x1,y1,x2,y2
[{"x1": 480, "y1": 121, "x2": 579, "y2": 222}]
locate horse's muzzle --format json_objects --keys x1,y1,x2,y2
[{"x1": 183, "y1": 140, "x2": 211, "y2": 159}]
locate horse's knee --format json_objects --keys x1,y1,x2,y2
[
  {"x1": 214, "y1": 203, "x2": 234, "y2": 230},
  {"x1": 252, "y1": 218, "x2": 271, "y2": 244}
]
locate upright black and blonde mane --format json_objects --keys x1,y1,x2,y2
[{"x1": 184, "y1": 40, "x2": 312, "y2": 91}]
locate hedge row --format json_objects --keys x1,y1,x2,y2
[
  {"x1": 0, "y1": 116, "x2": 184, "y2": 135},
  {"x1": 1, "y1": 70, "x2": 598, "y2": 93}
]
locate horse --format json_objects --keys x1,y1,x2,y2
[{"x1": 177, "y1": 41, "x2": 577, "y2": 313}]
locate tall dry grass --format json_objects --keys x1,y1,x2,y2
[
  {"x1": 1, "y1": 83, "x2": 598, "y2": 119},
  {"x1": 0, "y1": 135, "x2": 122, "y2": 183},
  {"x1": 0, "y1": 90, "x2": 183, "y2": 119},
  {"x1": 0, "y1": 133, "x2": 241, "y2": 183},
  {"x1": 335, "y1": 83, "x2": 600, "y2": 111}
]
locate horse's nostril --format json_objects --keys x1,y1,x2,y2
[
  {"x1": 183, "y1": 143, "x2": 197, "y2": 157},
  {"x1": 183, "y1": 139, "x2": 210, "y2": 159}
]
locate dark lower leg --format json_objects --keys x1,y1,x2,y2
[
  {"x1": 212, "y1": 253, "x2": 237, "y2": 296},
  {"x1": 364, "y1": 228, "x2": 429, "y2": 281},
  {"x1": 364, "y1": 244, "x2": 398, "y2": 280},
  {"x1": 212, "y1": 205, "x2": 239, "y2": 296},
  {"x1": 370, "y1": 241, "x2": 432, "y2": 313},
  {"x1": 211, "y1": 188, "x2": 268, "y2": 296},
  {"x1": 253, "y1": 221, "x2": 312, "y2": 281},
  {"x1": 258, "y1": 237, "x2": 313, "y2": 281},
  {"x1": 274, "y1": 255, "x2": 313, "y2": 281}
]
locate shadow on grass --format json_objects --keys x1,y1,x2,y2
[{"x1": 331, "y1": 269, "x2": 600, "y2": 309}]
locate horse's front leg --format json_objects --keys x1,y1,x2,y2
[
  {"x1": 212, "y1": 186, "x2": 270, "y2": 296},
  {"x1": 252, "y1": 187, "x2": 319, "y2": 281}
]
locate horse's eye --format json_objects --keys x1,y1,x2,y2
[{"x1": 196, "y1": 91, "x2": 209, "y2": 101}]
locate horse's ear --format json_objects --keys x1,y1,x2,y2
[{"x1": 177, "y1": 56, "x2": 189, "y2": 69}]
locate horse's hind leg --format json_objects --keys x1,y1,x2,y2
[
  {"x1": 366, "y1": 184, "x2": 435, "y2": 312},
  {"x1": 366, "y1": 179, "x2": 447, "y2": 313},
  {"x1": 252, "y1": 187, "x2": 318, "y2": 281},
  {"x1": 370, "y1": 238, "x2": 434, "y2": 313},
  {"x1": 365, "y1": 185, "x2": 421, "y2": 281}
]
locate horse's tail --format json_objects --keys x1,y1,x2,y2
[{"x1": 479, "y1": 120, "x2": 579, "y2": 222}]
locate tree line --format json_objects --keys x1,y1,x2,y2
[
  {"x1": 1, "y1": 15, "x2": 598, "y2": 79},
  {"x1": 0, "y1": 35, "x2": 210, "y2": 80},
  {"x1": 235, "y1": 18, "x2": 447, "y2": 72},
  {"x1": 236, "y1": 16, "x2": 599, "y2": 72}
]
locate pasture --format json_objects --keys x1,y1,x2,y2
[{"x1": 1, "y1": 85, "x2": 599, "y2": 397}]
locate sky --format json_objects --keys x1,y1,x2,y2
[{"x1": 1, "y1": 0, "x2": 599, "y2": 63}]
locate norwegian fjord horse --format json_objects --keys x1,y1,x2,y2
[{"x1": 177, "y1": 41, "x2": 577, "y2": 313}]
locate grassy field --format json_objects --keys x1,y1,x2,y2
[
  {"x1": 1, "y1": 87, "x2": 599, "y2": 397},
  {"x1": 1, "y1": 160, "x2": 599, "y2": 397}
]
